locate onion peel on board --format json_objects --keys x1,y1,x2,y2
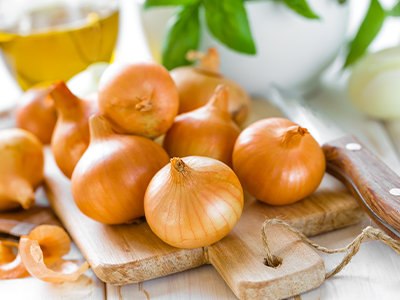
[
  {"x1": 0, "y1": 241, "x2": 29, "y2": 279},
  {"x1": 18, "y1": 225, "x2": 90, "y2": 282}
]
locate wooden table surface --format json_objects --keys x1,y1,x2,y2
[{"x1": 2, "y1": 0, "x2": 400, "y2": 299}]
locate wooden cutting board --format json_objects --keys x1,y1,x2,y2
[{"x1": 44, "y1": 99, "x2": 366, "y2": 300}]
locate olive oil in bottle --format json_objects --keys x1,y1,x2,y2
[{"x1": 0, "y1": 3, "x2": 119, "y2": 90}]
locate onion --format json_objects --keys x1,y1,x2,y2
[
  {"x1": 98, "y1": 61, "x2": 179, "y2": 138},
  {"x1": 15, "y1": 86, "x2": 57, "y2": 144},
  {"x1": 0, "y1": 128, "x2": 44, "y2": 211},
  {"x1": 170, "y1": 48, "x2": 251, "y2": 126},
  {"x1": 67, "y1": 62, "x2": 109, "y2": 98},
  {"x1": 144, "y1": 156, "x2": 244, "y2": 249},
  {"x1": 163, "y1": 85, "x2": 240, "y2": 167},
  {"x1": 348, "y1": 46, "x2": 400, "y2": 119},
  {"x1": 50, "y1": 81, "x2": 98, "y2": 179},
  {"x1": 232, "y1": 118, "x2": 325, "y2": 205},
  {"x1": 19, "y1": 225, "x2": 89, "y2": 282},
  {"x1": 71, "y1": 115, "x2": 170, "y2": 224}
]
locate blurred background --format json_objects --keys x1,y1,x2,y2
[{"x1": 0, "y1": 0, "x2": 399, "y2": 117}]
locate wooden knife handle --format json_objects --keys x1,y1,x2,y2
[{"x1": 322, "y1": 135, "x2": 400, "y2": 241}]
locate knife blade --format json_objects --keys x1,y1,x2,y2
[{"x1": 265, "y1": 85, "x2": 400, "y2": 240}]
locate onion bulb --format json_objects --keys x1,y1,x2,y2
[
  {"x1": 232, "y1": 118, "x2": 325, "y2": 205},
  {"x1": 15, "y1": 86, "x2": 57, "y2": 144},
  {"x1": 19, "y1": 225, "x2": 89, "y2": 282},
  {"x1": 50, "y1": 81, "x2": 98, "y2": 179},
  {"x1": 163, "y1": 85, "x2": 240, "y2": 167},
  {"x1": 144, "y1": 156, "x2": 244, "y2": 249},
  {"x1": 348, "y1": 46, "x2": 400, "y2": 119},
  {"x1": 0, "y1": 128, "x2": 44, "y2": 211},
  {"x1": 170, "y1": 48, "x2": 251, "y2": 126},
  {"x1": 98, "y1": 61, "x2": 179, "y2": 138},
  {"x1": 71, "y1": 115, "x2": 170, "y2": 224}
]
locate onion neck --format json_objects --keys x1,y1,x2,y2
[
  {"x1": 0, "y1": 177, "x2": 35, "y2": 210},
  {"x1": 281, "y1": 126, "x2": 309, "y2": 148},
  {"x1": 206, "y1": 85, "x2": 229, "y2": 112},
  {"x1": 135, "y1": 98, "x2": 153, "y2": 112},
  {"x1": 89, "y1": 115, "x2": 114, "y2": 141},
  {"x1": 186, "y1": 48, "x2": 220, "y2": 73},
  {"x1": 50, "y1": 81, "x2": 82, "y2": 118},
  {"x1": 170, "y1": 157, "x2": 191, "y2": 177}
]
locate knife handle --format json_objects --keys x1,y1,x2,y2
[{"x1": 322, "y1": 135, "x2": 400, "y2": 241}]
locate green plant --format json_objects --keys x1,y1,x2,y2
[
  {"x1": 344, "y1": 0, "x2": 400, "y2": 67},
  {"x1": 144, "y1": 0, "x2": 329, "y2": 70},
  {"x1": 147, "y1": 0, "x2": 398, "y2": 70}
]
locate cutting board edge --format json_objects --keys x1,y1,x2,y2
[
  {"x1": 84, "y1": 242, "x2": 208, "y2": 285},
  {"x1": 292, "y1": 205, "x2": 367, "y2": 237},
  {"x1": 92, "y1": 263, "x2": 210, "y2": 286},
  {"x1": 207, "y1": 225, "x2": 327, "y2": 300},
  {"x1": 233, "y1": 263, "x2": 326, "y2": 300}
]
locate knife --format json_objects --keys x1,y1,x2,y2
[{"x1": 265, "y1": 85, "x2": 400, "y2": 241}]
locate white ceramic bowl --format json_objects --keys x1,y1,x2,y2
[{"x1": 140, "y1": 0, "x2": 349, "y2": 95}]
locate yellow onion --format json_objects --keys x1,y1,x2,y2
[
  {"x1": 98, "y1": 61, "x2": 179, "y2": 138},
  {"x1": 0, "y1": 128, "x2": 44, "y2": 211},
  {"x1": 163, "y1": 85, "x2": 240, "y2": 167},
  {"x1": 144, "y1": 156, "x2": 244, "y2": 249},
  {"x1": 15, "y1": 86, "x2": 57, "y2": 144},
  {"x1": 170, "y1": 47, "x2": 251, "y2": 126},
  {"x1": 50, "y1": 81, "x2": 98, "y2": 179},
  {"x1": 71, "y1": 115, "x2": 170, "y2": 224},
  {"x1": 233, "y1": 118, "x2": 325, "y2": 205}
]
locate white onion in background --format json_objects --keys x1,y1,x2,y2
[
  {"x1": 347, "y1": 46, "x2": 400, "y2": 119},
  {"x1": 67, "y1": 62, "x2": 109, "y2": 98}
]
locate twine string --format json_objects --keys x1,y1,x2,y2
[{"x1": 262, "y1": 219, "x2": 400, "y2": 278}]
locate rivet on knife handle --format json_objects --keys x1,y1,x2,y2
[{"x1": 323, "y1": 134, "x2": 400, "y2": 241}]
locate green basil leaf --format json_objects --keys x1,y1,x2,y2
[
  {"x1": 389, "y1": 0, "x2": 400, "y2": 16},
  {"x1": 162, "y1": 4, "x2": 200, "y2": 70},
  {"x1": 144, "y1": 0, "x2": 198, "y2": 9},
  {"x1": 202, "y1": 0, "x2": 256, "y2": 54},
  {"x1": 282, "y1": 0, "x2": 319, "y2": 19},
  {"x1": 344, "y1": 0, "x2": 385, "y2": 67}
]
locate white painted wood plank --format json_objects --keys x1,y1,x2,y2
[
  {"x1": 106, "y1": 264, "x2": 237, "y2": 300},
  {"x1": 302, "y1": 218, "x2": 400, "y2": 300},
  {"x1": 384, "y1": 120, "x2": 400, "y2": 159}
]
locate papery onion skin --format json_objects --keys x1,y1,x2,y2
[
  {"x1": 28, "y1": 225, "x2": 71, "y2": 258},
  {"x1": 19, "y1": 225, "x2": 89, "y2": 283},
  {"x1": 0, "y1": 241, "x2": 29, "y2": 279},
  {"x1": 71, "y1": 115, "x2": 170, "y2": 224},
  {"x1": 163, "y1": 85, "x2": 240, "y2": 167},
  {"x1": 170, "y1": 48, "x2": 251, "y2": 126},
  {"x1": 50, "y1": 81, "x2": 98, "y2": 179},
  {"x1": 144, "y1": 156, "x2": 244, "y2": 249},
  {"x1": 0, "y1": 128, "x2": 44, "y2": 211},
  {"x1": 98, "y1": 61, "x2": 179, "y2": 138},
  {"x1": 15, "y1": 86, "x2": 57, "y2": 144},
  {"x1": 233, "y1": 118, "x2": 326, "y2": 205}
]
